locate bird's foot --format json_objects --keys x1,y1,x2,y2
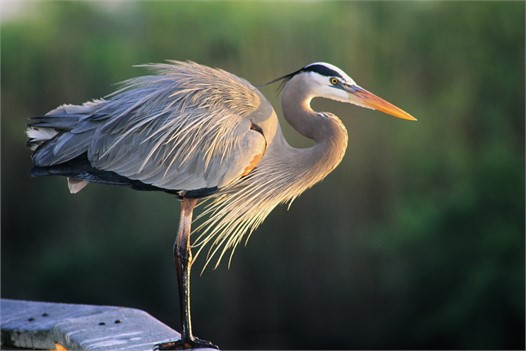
[{"x1": 154, "y1": 337, "x2": 219, "y2": 350}]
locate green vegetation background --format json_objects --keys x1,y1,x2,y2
[{"x1": 2, "y1": 1, "x2": 524, "y2": 349}]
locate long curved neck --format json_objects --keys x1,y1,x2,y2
[
  {"x1": 281, "y1": 75, "x2": 325, "y2": 141},
  {"x1": 277, "y1": 75, "x2": 348, "y2": 186}
]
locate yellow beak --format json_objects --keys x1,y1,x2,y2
[{"x1": 349, "y1": 85, "x2": 417, "y2": 121}]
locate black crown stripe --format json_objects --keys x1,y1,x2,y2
[{"x1": 301, "y1": 64, "x2": 344, "y2": 78}]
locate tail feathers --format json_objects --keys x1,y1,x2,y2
[
  {"x1": 31, "y1": 131, "x2": 92, "y2": 167},
  {"x1": 26, "y1": 127, "x2": 59, "y2": 151},
  {"x1": 26, "y1": 99, "x2": 107, "y2": 153},
  {"x1": 28, "y1": 116, "x2": 82, "y2": 130},
  {"x1": 45, "y1": 99, "x2": 105, "y2": 116}
]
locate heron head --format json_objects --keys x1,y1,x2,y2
[{"x1": 293, "y1": 62, "x2": 417, "y2": 121}]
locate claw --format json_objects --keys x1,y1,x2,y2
[{"x1": 154, "y1": 337, "x2": 219, "y2": 350}]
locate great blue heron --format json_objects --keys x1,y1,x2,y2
[{"x1": 26, "y1": 61, "x2": 416, "y2": 350}]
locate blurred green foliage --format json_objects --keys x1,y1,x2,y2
[{"x1": 1, "y1": 1, "x2": 524, "y2": 349}]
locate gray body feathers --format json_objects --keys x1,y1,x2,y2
[{"x1": 29, "y1": 62, "x2": 272, "y2": 194}]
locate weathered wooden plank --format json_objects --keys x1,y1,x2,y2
[{"x1": 0, "y1": 299, "x2": 212, "y2": 351}]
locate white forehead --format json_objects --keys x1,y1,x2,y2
[{"x1": 304, "y1": 62, "x2": 354, "y2": 82}]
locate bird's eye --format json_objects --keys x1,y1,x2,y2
[{"x1": 330, "y1": 77, "x2": 339, "y2": 85}]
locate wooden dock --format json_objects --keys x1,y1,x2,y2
[{"x1": 0, "y1": 299, "x2": 214, "y2": 350}]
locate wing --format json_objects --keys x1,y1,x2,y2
[{"x1": 29, "y1": 61, "x2": 276, "y2": 194}]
